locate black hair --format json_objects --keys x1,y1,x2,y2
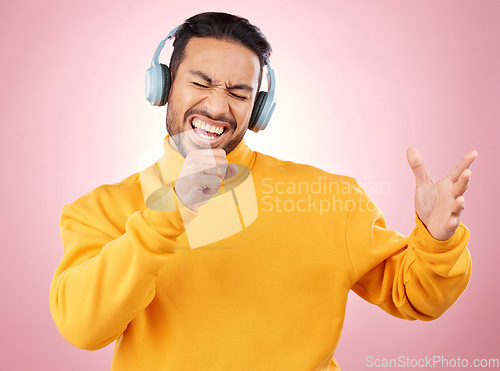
[{"x1": 169, "y1": 12, "x2": 272, "y2": 88}]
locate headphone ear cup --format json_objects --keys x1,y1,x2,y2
[
  {"x1": 145, "y1": 63, "x2": 170, "y2": 106},
  {"x1": 249, "y1": 92, "x2": 267, "y2": 131},
  {"x1": 159, "y1": 64, "x2": 170, "y2": 106}
]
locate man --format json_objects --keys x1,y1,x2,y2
[{"x1": 50, "y1": 12, "x2": 477, "y2": 370}]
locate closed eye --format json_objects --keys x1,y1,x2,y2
[
  {"x1": 192, "y1": 81, "x2": 248, "y2": 100},
  {"x1": 192, "y1": 82, "x2": 209, "y2": 88},
  {"x1": 230, "y1": 92, "x2": 249, "y2": 101}
]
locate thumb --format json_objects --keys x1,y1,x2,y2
[
  {"x1": 224, "y1": 164, "x2": 239, "y2": 180},
  {"x1": 406, "y1": 147, "x2": 428, "y2": 186}
]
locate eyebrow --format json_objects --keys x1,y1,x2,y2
[{"x1": 189, "y1": 69, "x2": 254, "y2": 93}]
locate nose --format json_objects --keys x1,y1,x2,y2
[{"x1": 202, "y1": 89, "x2": 230, "y2": 118}]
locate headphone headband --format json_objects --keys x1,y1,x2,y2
[{"x1": 151, "y1": 26, "x2": 178, "y2": 66}]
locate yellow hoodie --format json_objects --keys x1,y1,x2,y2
[{"x1": 50, "y1": 136, "x2": 471, "y2": 370}]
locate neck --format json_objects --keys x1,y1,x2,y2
[{"x1": 168, "y1": 135, "x2": 180, "y2": 154}]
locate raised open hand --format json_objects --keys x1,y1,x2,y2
[{"x1": 406, "y1": 147, "x2": 478, "y2": 241}]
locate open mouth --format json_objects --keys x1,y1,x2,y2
[{"x1": 190, "y1": 117, "x2": 228, "y2": 142}]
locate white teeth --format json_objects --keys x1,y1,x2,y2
[
  {"x1": 191, "y1": 118, "x2": 225, "y2": 135},
  {"x1": 196, "y1": 131, "x2": 215, "y2": 140}
]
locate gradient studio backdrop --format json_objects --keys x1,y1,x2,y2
[{"x1": 1, "y1": 0, "x2": 498, "y2": 370}]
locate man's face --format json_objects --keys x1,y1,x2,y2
[{"x1": 166, "y1": 37, "x2": 261, "y2": 157}]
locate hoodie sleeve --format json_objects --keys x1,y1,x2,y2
[
  {"x1": 49, "y1": 190, "x2": 197, "y2": 351},
  {"x1": 346, "y1": 179, "x2": 471, "y2": 321}
]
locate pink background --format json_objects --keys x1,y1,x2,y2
[{"x1": 1, "y1": 0, "x2": 498, "y2": 370}]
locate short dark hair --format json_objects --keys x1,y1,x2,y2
[{"x1": 169, "y1": 12, "x2": 272, "y2": 88}]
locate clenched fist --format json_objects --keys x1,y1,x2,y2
[{"x1": 174, "y1": 149, "x2": 238, "y2": 212}]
